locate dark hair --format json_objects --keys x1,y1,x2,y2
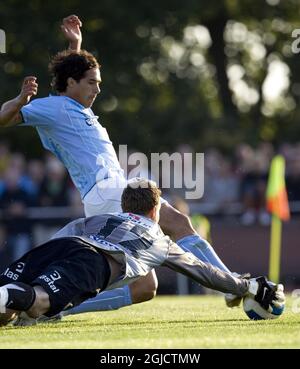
[
  {"x1": 48, "y1": 49, "x2": 100, "y2": 92},
  {"x1": 121, "y1": 179, "x2": 161, "y2": 215}
]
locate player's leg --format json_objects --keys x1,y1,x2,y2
[
  {"x1": 27, "y1": 285, "x2": 50, "y2": 318},
  {"x1": 0, "y1": 281, "x2": 46, "y2": 325},
  {"x1": 13, "y1": 238, "x2": 111, "y2": 324},
  {"x1": 0, "y1": 240, "x2": 74, "y2": 323},
  {"x1": 6, "y1": 237, "x2": 112, "y2": 327},
  {"x1": 130, "y1": 270, "x2": 158, "y2": 303},
  {"x1": 0, "y1": 251, "x2": 40, "y2": 325},
  {"x1": 63, "y1": 269, "x2": 158, "y2": 316},
  {"x1": 159, "y1": 202, "x2": 230, "y2": 272},
  {"x1": 62, "y1": 285, "x2": 132, "y2": 315}
]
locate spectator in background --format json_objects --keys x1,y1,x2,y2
[
  {"x1": 32, "y1": 156, "x2": 73, "y2": 245},
  {"x1": 31, "y1": 154, "x2": 75, "y2": 244},
  {"x1": 0, "y1": 141, "x2": 10, "y2": 179},
  {"x1": 0, "y1": 167, "x2": 33, "y2": 261},
  {"x1": 68, "y1": 186, "x2": 84, "y2": 218},
  {"x1": 201, "y1": 149, "x2": 239, "y2": 216},
  {"x1": 236, "y1": 143, "x2": 272, "y2": 226},
  {"x1": 0, "y1": 227, "x2": 10, "y2": 272},
  {"x1": 283, "y1": 143, "x2": 300, "y2": 202},
  {"x1": 26, "y1": 159, "x2": 45, "y2": 202},
  {"x1": 39, "y1": 156, "x2": 70, "y2": 207},
  {"x1": 5, "y1": 153, "x2": 37, "y2": 205}
]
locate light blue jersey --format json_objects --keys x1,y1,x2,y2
[{"x1": 21, "y1": 96, "x2": 125, "y2": 198}]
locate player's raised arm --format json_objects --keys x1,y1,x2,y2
[
  {"x1": 61, "y1": 14, "x2": 82, "y2": 52},
  {"x1": 0, "y1": 76, "x2": 38, "y2": 127}
]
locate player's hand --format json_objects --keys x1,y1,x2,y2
[
  {"x1": 248, "y1": 276, "x2": 285, "y2": 311},
  {"x1": 16, "y1": 76, "x2": 38, "y2": 106},
  {"x1": 61, "y1": 14, "x2": 82, "y2": 50},
  {"x1": 272, "y1": 284, "x2": 286, "y2": 309}
]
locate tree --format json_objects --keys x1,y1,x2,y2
[{"x1": 1, "y1": 0, "x2": 300, "y2": 156}]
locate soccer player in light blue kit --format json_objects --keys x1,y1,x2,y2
[{"x1": 0, "y1": 15, "x2": 239, "y2": 317}]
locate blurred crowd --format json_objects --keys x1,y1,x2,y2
[
  {"x1": 1, "y1": 140, "x2": 300, "y2": 269},
  {"x1": 0, "y1": 141, "x2": 82, "y2": 267},
  {"x1": 162, "y1": 142, "x2": 300, "y2": 226}
]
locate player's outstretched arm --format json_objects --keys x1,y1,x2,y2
[
  {"x1": 0, "y1": 76, "x2": 38, "y2": 127},
  {"x1": 61, "y1": 14, "x2": 82, "y2": 52},
  {"x1": 162, "y1": 241, "x2": 249, "y2": 295},
  {"x1": 163, "y1": 242, "x2": 285, "y2": 311}
]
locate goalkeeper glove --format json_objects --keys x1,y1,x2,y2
[{"x1": 247, "y1": 276, "x2": 285, "y2": 311}]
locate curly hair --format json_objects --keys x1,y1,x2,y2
[{"x1": 48, "y1": 49, "x2": 100, "y2": 92}]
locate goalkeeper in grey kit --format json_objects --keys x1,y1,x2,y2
[{"x1": 0, "y1": 179, "x2": 285, "y2": 325}]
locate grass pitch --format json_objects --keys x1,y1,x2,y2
[{"x1": 0, "y1": 295, "x2": 299, "y2": 349}]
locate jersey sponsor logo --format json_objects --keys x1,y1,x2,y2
[
  {"x1": 128, "y1": 213, "x2": 141, "y2": 221},
  {"x1": 85, "y1": 116, "x2": 99, "y2": 126},
  {"x1": 2, "y1": 268, "x2": 20, "y2": 281},
  {"x1": 15, "y1": 262, "x2": 25, "y2": 273},
  {"x1": 88, "y1": 235, "x2": 120, "y2": 251},
  {"x1": 1, "y1": 262, "x2": 26, "y2": 281},
  {"x1": 38, "y1": 270, "x2": 61, "y2": 293}
]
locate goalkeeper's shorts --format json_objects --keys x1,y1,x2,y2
[{"x1": 0, "y1": 238, "x2": 110, "y2": 317}]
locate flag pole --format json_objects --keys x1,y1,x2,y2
[
  {"x1": 268, "y1": 215, "x2": 282, "y2": 283},
  {"x1": 266, "y1": 155, "x2": 290, "y2": 283}
]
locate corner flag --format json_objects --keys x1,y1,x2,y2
[
  {"x1": 266, "y1": 155, "x2": 290, "y2": 283},
  {"x1": 266, "y1": 155, "x2": 290, "y2": 221}
]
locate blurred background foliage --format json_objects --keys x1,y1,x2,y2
[{"x1": 1, "y1": 0, "x2": 300, "y2": 157}]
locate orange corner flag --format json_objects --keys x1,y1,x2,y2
[{"x1": 266, "y1": 155, "x2": 290, "y2": 221}]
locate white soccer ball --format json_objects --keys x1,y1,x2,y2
[{"x1": 243, "y1": 296, "x2": 285, "y2": 320}]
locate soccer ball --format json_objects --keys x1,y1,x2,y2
[{"x1": 243, "y1": 296, "x2": 285, "y2": 320}]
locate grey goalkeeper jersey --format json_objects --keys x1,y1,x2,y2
[
  {"x1": 52, "y1": 213, "x2": 249, "y2": 296},
  {"x1": 52, "y1": 213, "x2": 170, "y2": 290}
]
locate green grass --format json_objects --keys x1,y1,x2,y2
[{"x1": 0, "y1": 295, "x2": 299, "y2": 348}]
